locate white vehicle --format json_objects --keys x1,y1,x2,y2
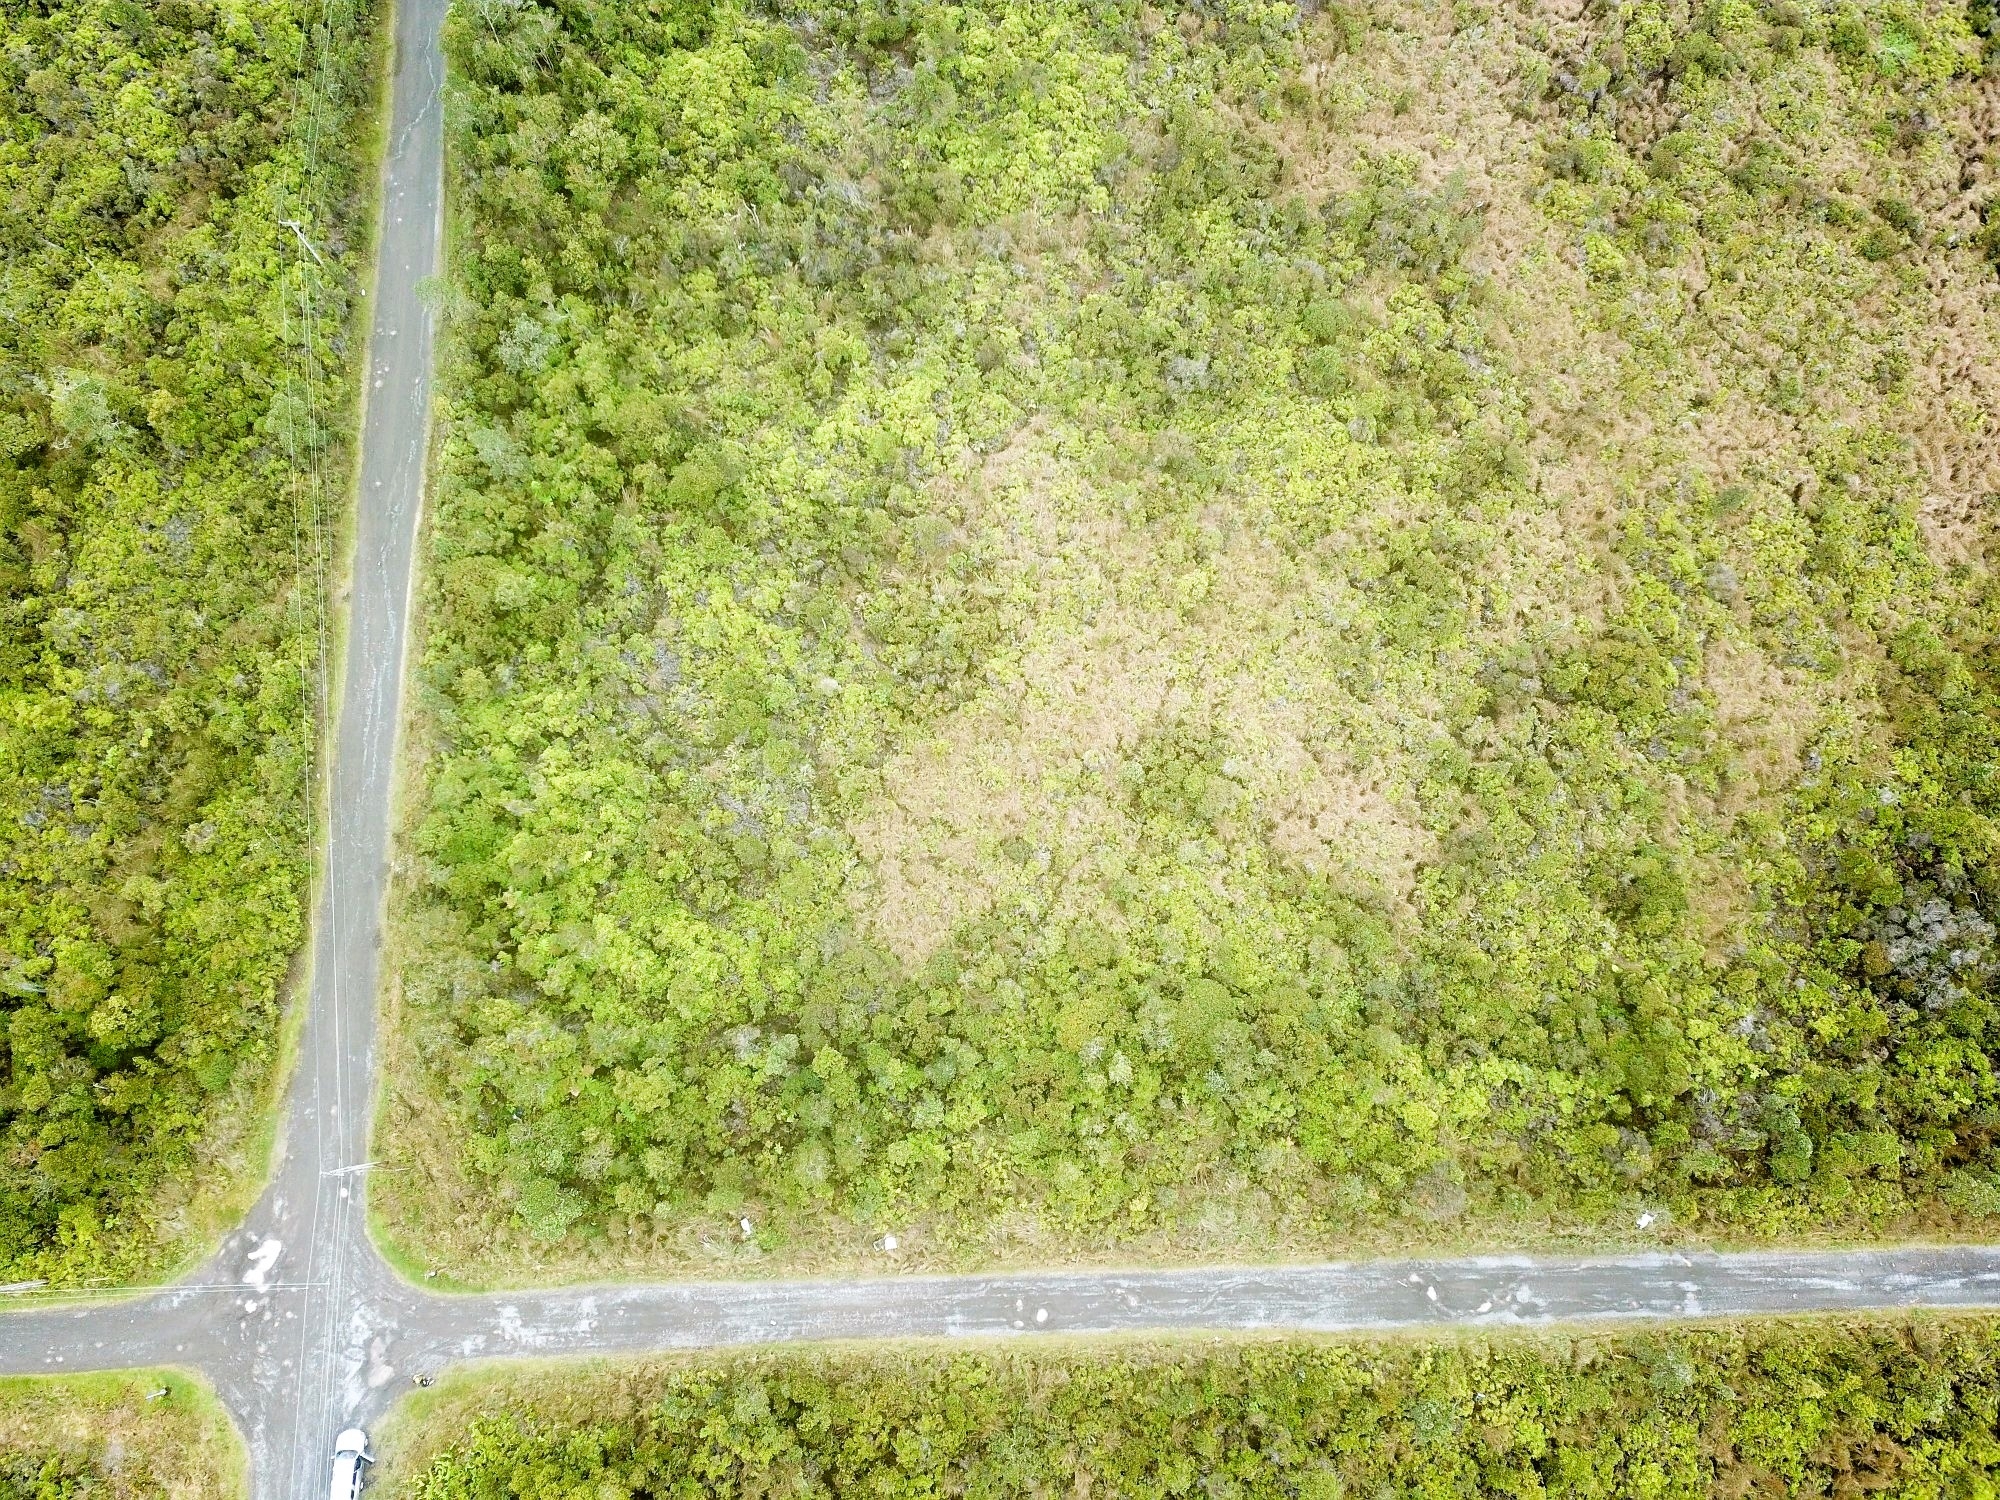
[{"x1": 329, "y1": 1428, "x2": 371, "y2": 1500}]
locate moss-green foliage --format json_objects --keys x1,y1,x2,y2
[
  {"x1": 0, "y1": 1456, "x2": 98, "y2": 1500},
  {"x1": 0, "y1": 0, "x2": 376, "y2": 1282},
  {"x1": 396, "y1": 1320, "x2": 2000, "y2": 1498},
  {"x1": 391, "y1": 0, "x2": 1998, "y2": 1268}
]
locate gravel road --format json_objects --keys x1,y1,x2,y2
[
  {"x1": 3, "y1": 1, "x2": 1999, "y2": 1495},
  {"x1": 11, "y1": 1242, "x2": 2000, "y2": 1499}
]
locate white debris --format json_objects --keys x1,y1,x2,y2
[
  {"x1": 1035, "y1": 1307, "x2": 1048, "y2": 1324},
  {"x1": 365, "y1": 1333, "x2": 395, "y2": 1389},
  {"x1": 1637, "y1": 1211, "x2": 1657, "y2": 1229},
  {"x1": 241, "y1": 1238, "x2": 282, "y2": 1292},
  {"x1": 1425, "y1": 1285, "x2": 1438, "y2": 1303},
  {"x1": 739, "y1": 1217, "x2": 755, "y2": 1240},
  {"x1": 879, "y1": 1233, "x2": 899, "y2": 1252}
]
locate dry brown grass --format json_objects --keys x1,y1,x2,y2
[
  {"x1": 1909, "y1": 257, "x2": 2000, "y2": 564},
  {"x1": 1906, "y1": 62, "x2": 2000, "y2": 565},
  {"x1": 1703, "y1": 634, "x2": 1828, "y2": 821},
  {"x1": 846, "y1": 425, "x2": 1434, "y2": 967}
]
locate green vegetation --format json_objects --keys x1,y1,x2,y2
[
  {"x1": 385, "y1": 1318, "x2": 2000, "y2": 1498},
  {"x1": 383, "y1": 0, "x2": 2000, "y2": 1275},
  {"x1": 0, "y1": 1369, "x2": 245, "y2": 1500},
  {"x1": 0, "y1": 0, "x2": 379, "y2": 1283}
]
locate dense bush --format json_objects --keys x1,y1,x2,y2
[
  {"x1": 399, "y1": 1319, "x2": 2000, "y2": 1498},
  {"x1": 383, "y1": 0, "x2": 1999, "y2": 1271},
  {"x1": 0, "y1": 0, "x2": 377, "y2": 1282}
]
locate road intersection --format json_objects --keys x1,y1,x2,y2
[{"x1": 4, "y1": 1, "x2": 2000, "y2": 1494}]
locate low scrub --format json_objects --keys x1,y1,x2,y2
[
  {"x1": 381, "y1": 0, "x2": 2000, "y2": 1273},
  {"x1": 0, "y1": 1369, "x2": 244, "y2": 1500}
]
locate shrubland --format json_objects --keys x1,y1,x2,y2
[
  {"x1": 386, "y1": 1318, "x2": 2000, "y2": 1498},
  {"x1": 381, "y1": 0, "x2": 2000, "y2": 1274},
  {"x1": 0, "y1": 0, "x2": 378, "y2": 1283},
  {"x1": 0, "y1": 1370, "x2": 243, "y2": 1500}
]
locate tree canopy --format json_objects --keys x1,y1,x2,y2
[
  {"x1": 0, "y1": 0, "x2": 377, "y2": 1283},
  {"x1": 400, "y1": 1318, "x2": 2000, "y2": 1499}
]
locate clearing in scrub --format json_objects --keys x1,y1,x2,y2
[{"x1": 379, "y1": 0, "x2": 2000, "y2": 1275}]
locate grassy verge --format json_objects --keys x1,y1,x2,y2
[
  {"x1": 0, "y1": 1368, "x2": 245, "y2": 1500},
  {"x1": 375, "y1": 1316, "x2": 2000, "y2": 1498}
]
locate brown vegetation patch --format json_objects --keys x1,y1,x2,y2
[
  {"x1": 1705, "y1": 636, "x2": 1818, "y2": 817},
  {"x1": 1265, "y1": 759, "x2": 1430, "y2": 900},
  {"x1": 849, "y1": 432, "x2": 1433, "y2": 967},
  {"x1": 1908, "y1": 266, "x2": 2000, "y2": 564}
]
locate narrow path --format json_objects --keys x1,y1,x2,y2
[{"x1": 3, "y1": 2, "x2": 1999, "y2": 1496}]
